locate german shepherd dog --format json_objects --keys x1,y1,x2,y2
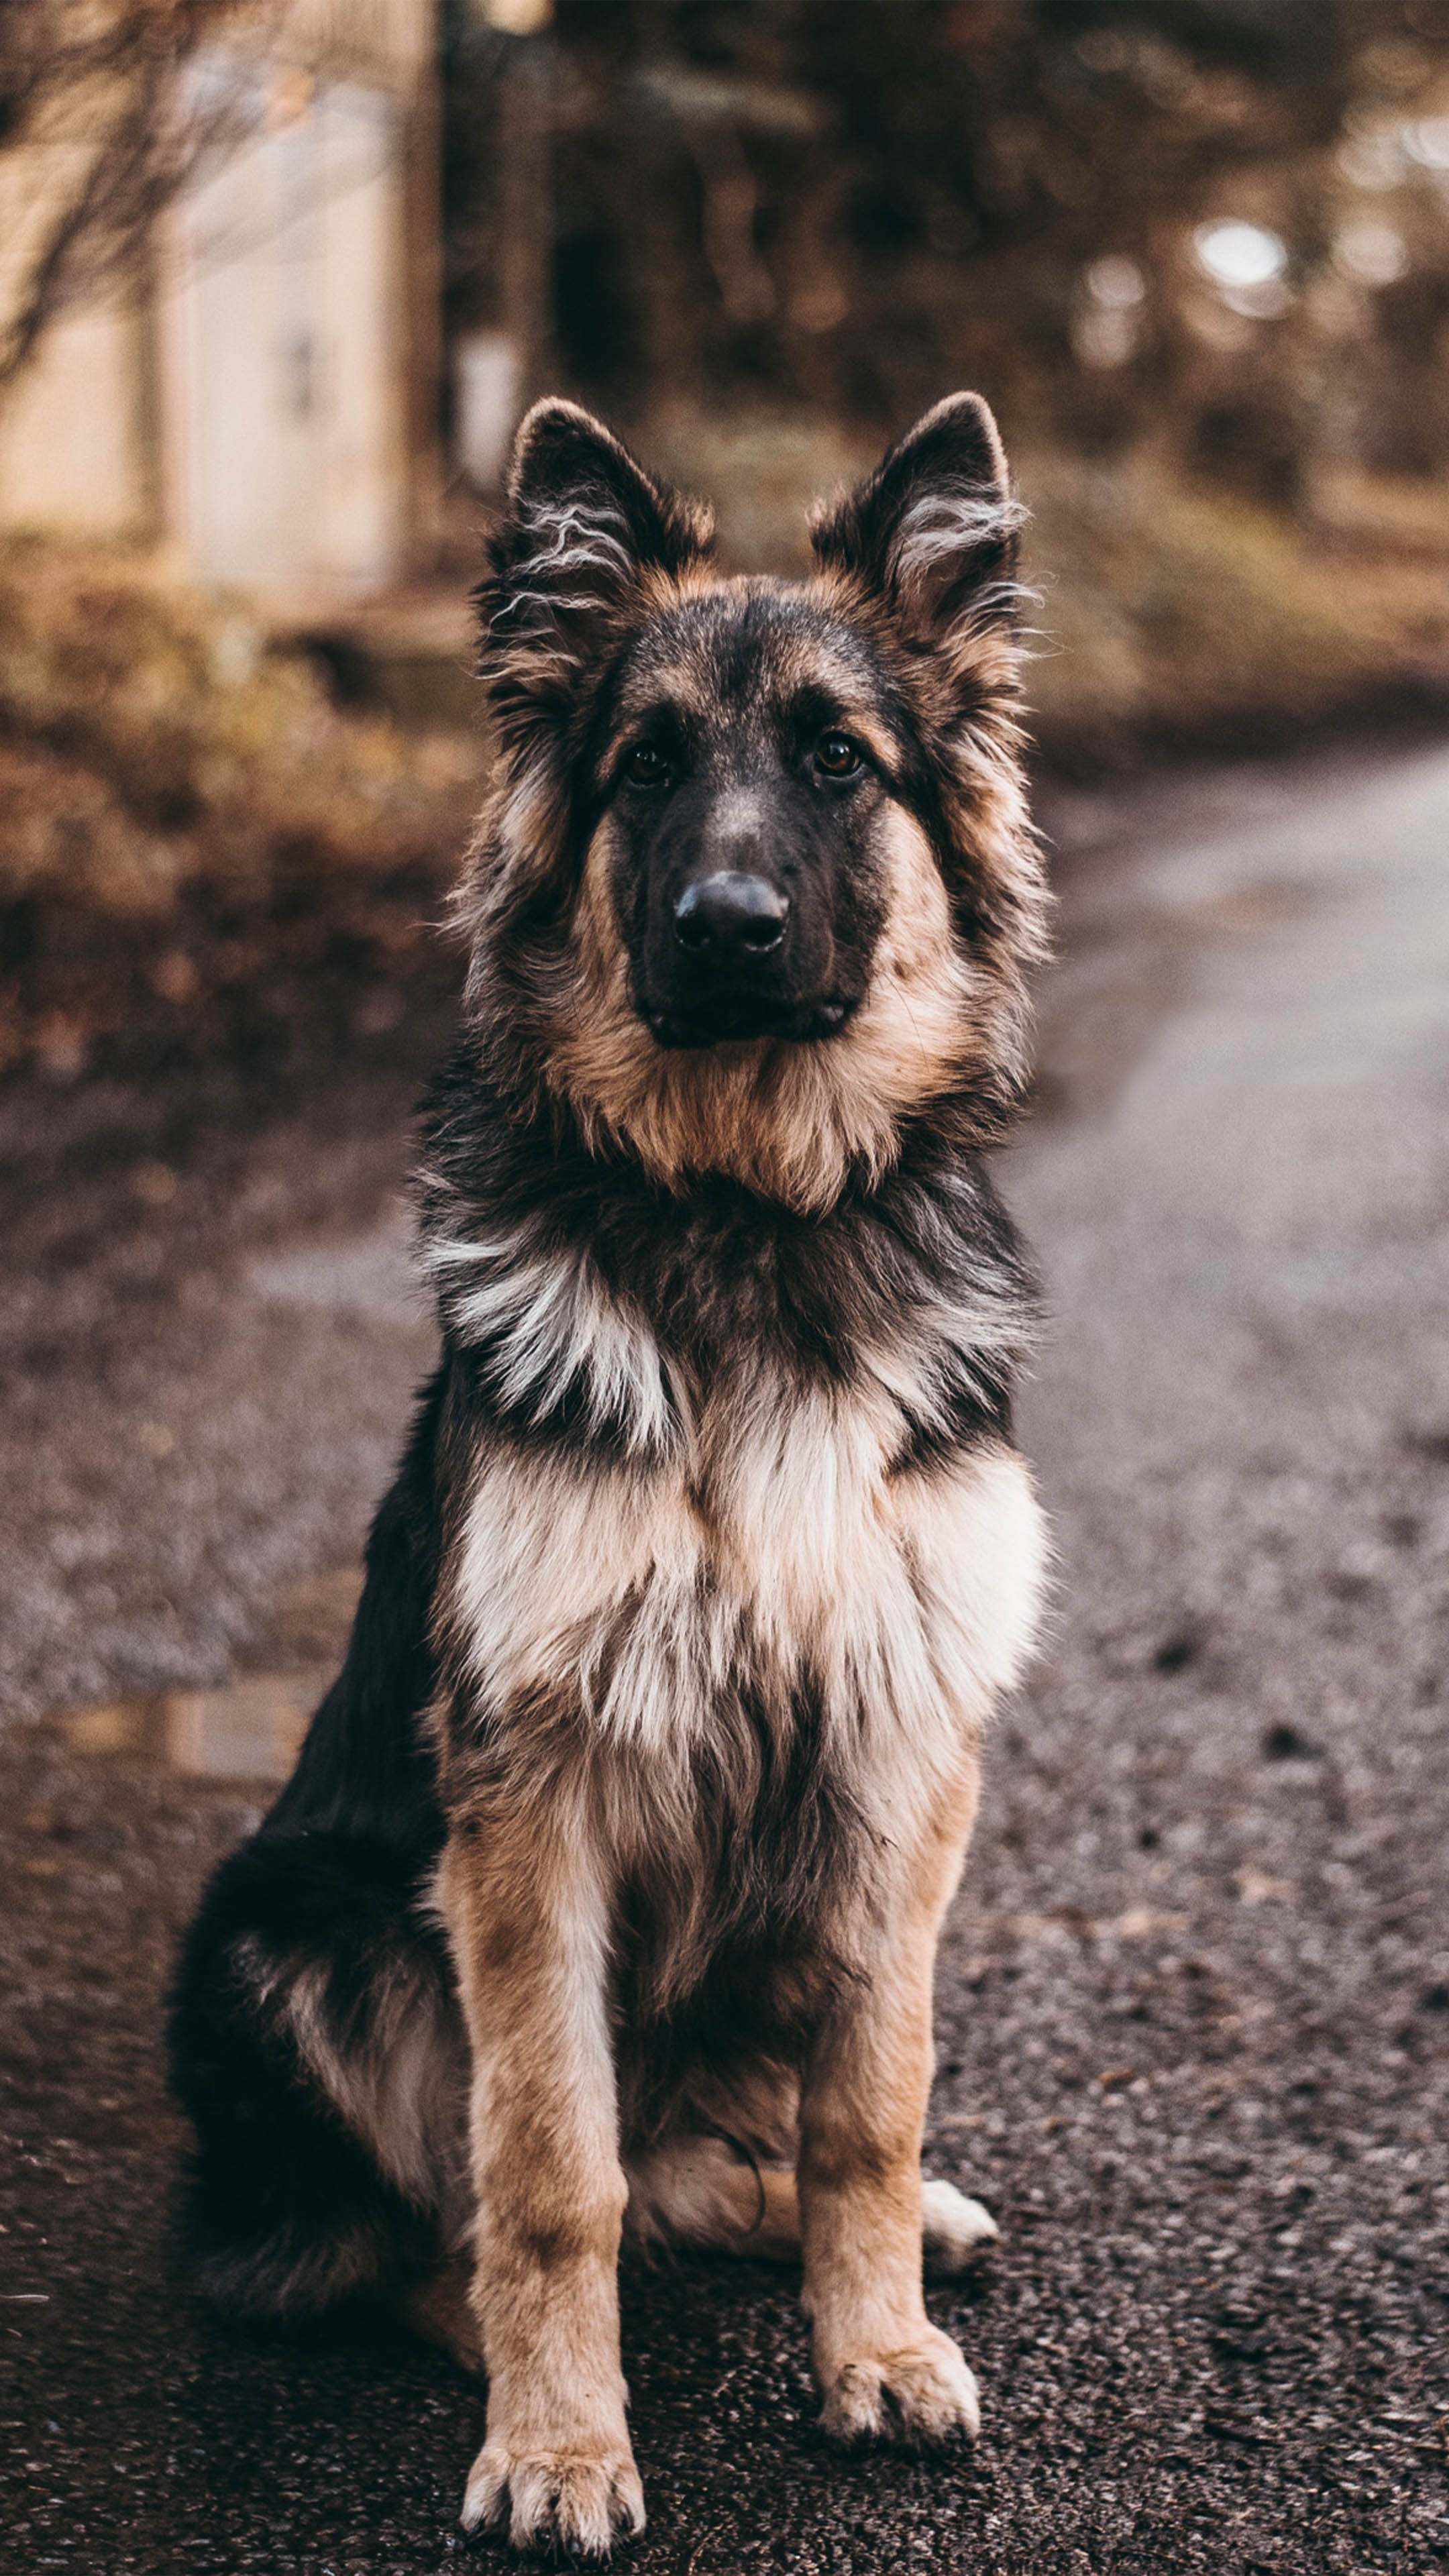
[{"x1": 169, "y1": 393, "x2": 1050, "y2": 2557}]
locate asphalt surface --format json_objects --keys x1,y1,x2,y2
[{"x1": 3, "y1": 736, "x2": 1448, "y2": 2573}]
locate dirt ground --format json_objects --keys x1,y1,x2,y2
[{"x1": 2, "y1": 737, "x2": 1447, "y2": 2573}]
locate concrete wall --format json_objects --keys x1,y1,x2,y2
[
  {"x1": 0, "y1": 297, "x2": 151, "y2": 539},
  {"x1": 161, "y1": 71, "x2": 409, "y2": 594},
  {"x1": 0, "y1": 0, "x2": 436, "y2": 598}
]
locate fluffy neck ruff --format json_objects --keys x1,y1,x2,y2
[{"x1": 456, "y1": 756, "x2": 1040, "y2": 1221}]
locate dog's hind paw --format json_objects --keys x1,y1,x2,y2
[
  {"x1": 820, "y1": 2326, "x2": 981, "y2": 2450},
  {"x1": 921, "y1": 2177, "x2": 999, "y2": 2276},
  {"x1": 461, "y1": 2438, "x2": 645, "y2": 2559}
]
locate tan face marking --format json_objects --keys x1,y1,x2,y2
[{"x1": 541, "y1": 796, "x2": 985, "y2": 1213}]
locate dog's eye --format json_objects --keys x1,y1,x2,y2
[
  {"x1": 815, "y1": 731, "x2": 862, "y2": 777},
  {"x1": 625, "y1": 743, "x2": 670, "y2": 788}
]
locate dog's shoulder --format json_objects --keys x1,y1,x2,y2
[{"x1": 419, "y1": 1064, "x2": 1036, "y2": 1474}]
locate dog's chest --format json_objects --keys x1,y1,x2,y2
[{"x1": 450, "y1": 1344, "x2": 1044, "y2": 1792}]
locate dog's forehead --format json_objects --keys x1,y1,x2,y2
[{"x1": 612, "y1": 584, "x2": 882, "y2": 735}]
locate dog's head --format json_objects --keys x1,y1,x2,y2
[{"x1": 461, "y1": 397, "x2": 1047, "y2": 1211}]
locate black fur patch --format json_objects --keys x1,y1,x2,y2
[{"x1": 421, "y1": 1049, "x2": 1034, "y2": 1461}]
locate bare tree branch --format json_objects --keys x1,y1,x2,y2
[{"x1": 0, "y1": 1, "x2": 257, "y2": 399}]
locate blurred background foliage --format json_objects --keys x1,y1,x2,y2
[
  {"x1": 444, "y1": 0, "x2": 1449, "y2": 753},
  {"x1": 3, "y1": 0, "x2": 1449, "y2": 1076},
  {"x1": 448, "y1": 1, "x2": 1449, "y2": 485},
  {"x1": 0, "y1": 541, "x2": 484, "y2": 1078}
]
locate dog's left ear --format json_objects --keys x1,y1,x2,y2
[
  {"x1": 810, "y1": 393, "x2": 1023, "y2": 651},
  {"x1": 479, "y1": 400, "x2": 712, "y2": 745}
]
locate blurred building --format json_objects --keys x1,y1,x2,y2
[{"x1": 0, "y1": 1, "x2": 439, "y2": 600}]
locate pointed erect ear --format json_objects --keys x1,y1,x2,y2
[
  {"x1": 478, "y1": 400, "x2": 712, "y2": 733},
  {"x1": 810, "y1": 393, "x2": 1024, "y2": 648}
]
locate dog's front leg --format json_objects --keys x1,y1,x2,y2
[
  {"x1": 799, "y1": 1834, "x2": 981, "y2": 2450},
  {"x1": 437, "y1": 1814, "x2": 644, "y2": 2558}
]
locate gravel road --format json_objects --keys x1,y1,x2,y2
[{"x1": 3, "y1": 736, "x2": 1447, "y2": 2573}]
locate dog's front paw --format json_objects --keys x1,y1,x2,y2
[
  {"x1": 820, "y1": 2324, "x2": 980, "y2": 2449},
  {"x1": 461, "y1": 2438, "x2": 645, "y2": 2559},
  {"x1": 921, "y1": 2178, "x2": 998, "y2": 2277}
]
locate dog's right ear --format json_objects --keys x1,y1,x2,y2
[{"x1": 478, "y1": 401, "x2": 712, "y2": 749}]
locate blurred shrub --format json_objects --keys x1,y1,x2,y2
[
  {"x1": 0, "y1": 541, "x2": 486, "y2": 1075},
  {"x1": 1021, "y1": 448, "x2": 1449, "y2": 765}
]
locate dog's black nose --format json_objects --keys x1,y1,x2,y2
[{"x1": 674, "y1": 872, "x2": 789, "y2": 961}]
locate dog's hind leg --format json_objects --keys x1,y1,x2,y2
[
  {"x1": 626, "y1": 2133, "x2": 997, "y2": 2275},
  {"x1": 397, "y1": 2259, "x2": 485, "y2": 2373},
  {"x1": 627, "y1": 2135, "x2": 802, "y2": 2259},
  {"x1": 919, "y1": 2177, "x2": 1000, "y2": 2275},
  {"x1": 169, "y1": 1828, "x2": 465, "y2": 2327}
]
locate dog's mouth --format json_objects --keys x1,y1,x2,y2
[{"x1": 640, "y1": 991, "x2": 861, "y2": 1051}]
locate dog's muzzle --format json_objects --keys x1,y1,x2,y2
[
  {"x1": 639, "y1": 822, "x2": 862, "y2": 1051},
  {"x1": 649, "y1": 863, "x2": 850, "y2": 1046},
  {"x1": 673, "y1": 871, "x2": 790, "y2": 961}
]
